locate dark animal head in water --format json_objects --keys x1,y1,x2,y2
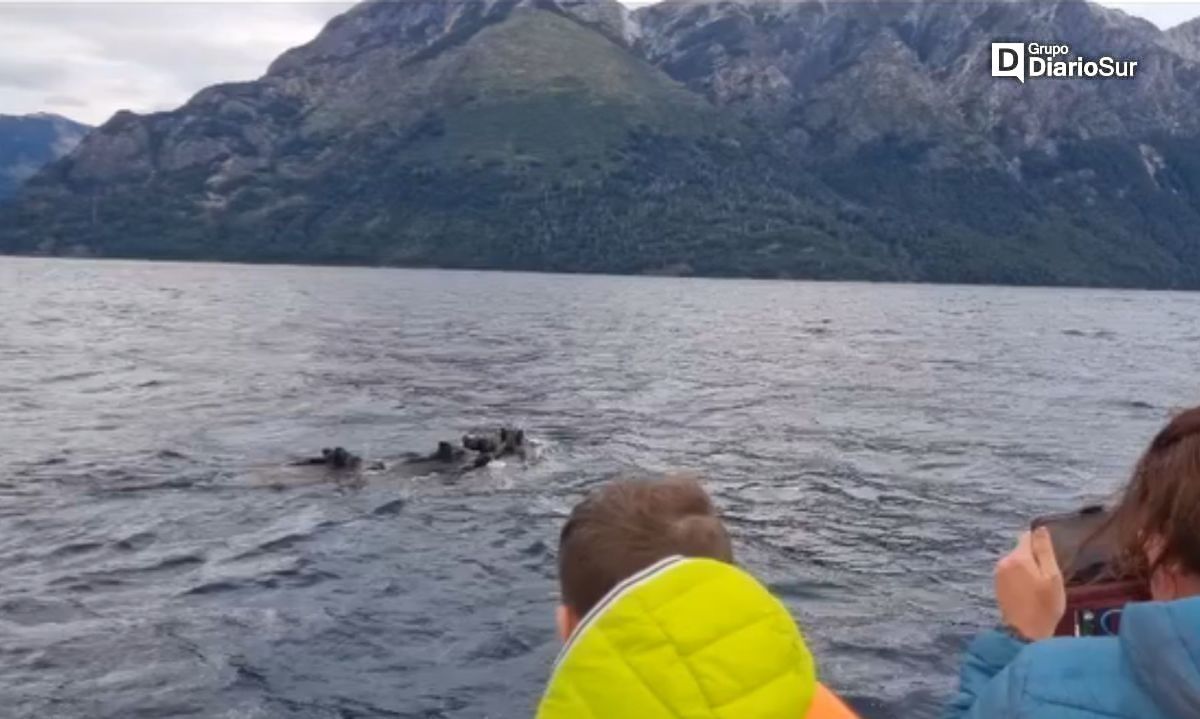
[
  {"x1": 497, "y1": 427, "x2": 525, "y2": 448},
  {"x1": 461, "y1": 427, "x2": 528, "y2": 464},
  {"x1": 328, "y1": 447, "x2": 361, "y2": 469},
  {"x1": 435, "y1": 441, "x2": 457, "y2": 462},
  {"x1": 463, "y1": 434, "x2": 499, "y2": 453}
]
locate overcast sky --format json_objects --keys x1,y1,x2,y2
[{"x1": 1, "y1": 0, "x2": 1198, "y2": 126}]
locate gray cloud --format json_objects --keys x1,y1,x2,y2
[
  {"x1": 0, "y1": 60, "x2": 67, "y2": 91},
  {"x1": 0, "y1": 1, "x2": 352, "y2": 124},
  {"x1": 43, "y1": 95, "x2": 90, "y2": 109},
  {"x1": 0, "y1": 0, "x2": 1196, "y2": 125}
]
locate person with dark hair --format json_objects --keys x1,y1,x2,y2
[
  {"x1": 536, "y1": 474, "x2": 858, "y2": 719},
  {"x1": 943, "y1": 407, "x2": 1200, "y2": 718}
]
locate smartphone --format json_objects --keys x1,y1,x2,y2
[
  {"x1": 1030, "y1": 506, "x2": 1149, "y2": 637},
  {"x1": 1032, "y1": 505, "x2": 1117, "y2": 584}
]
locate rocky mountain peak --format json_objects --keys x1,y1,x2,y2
[
  {"x1": 1166, "y1": 16, "x2": 1200, "y2": 60},
  {"x1": 269, "y1": 0, "x2": 632, "y2": 76}
]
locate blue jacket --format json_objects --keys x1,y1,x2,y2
[{"x1": 943, "y1": 597, "x2": 1200, "y2": 718}]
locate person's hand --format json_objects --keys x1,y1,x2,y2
[{"x1": 995, "y1": 527, "x2": 1066, "y2": 641}]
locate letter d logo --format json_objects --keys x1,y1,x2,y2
[{"x1": 991, "y1": 42, "x2": 1025, "y2": 83}]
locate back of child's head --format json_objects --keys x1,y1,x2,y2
[{"x1": 557, "y1": 474, "x2": 734, "y2": 616}]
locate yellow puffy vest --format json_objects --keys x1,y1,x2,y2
[{"x1": 536, "y1": 556, "x2": 820, "y2": 719}]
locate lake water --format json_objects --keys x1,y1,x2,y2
[{"x1": 2, "y1": 257, "x2": 1198, "y2": 718}]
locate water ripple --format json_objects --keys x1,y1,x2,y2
[{"x1": 1, "y1": 259, "x2": 1198, "y2": 718}]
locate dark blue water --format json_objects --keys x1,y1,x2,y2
[{"x1": 2, "y1": 257, "x2": 1198, "y2": 718}]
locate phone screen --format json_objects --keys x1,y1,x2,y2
[
  {"x1": 1031, "y1": 505, "x2": 1118, "y2": 584},
  {"x1": 1061, "y1": 581, "x2": 1148, "y2": 636}
]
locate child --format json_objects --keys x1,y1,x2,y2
[{"x1": 536, "y1": 475, "x2": 858, "y2": 718}]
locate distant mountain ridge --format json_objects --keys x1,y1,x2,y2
[
  {"x1": 3, "y1": 0, "x2": 1200, "y2": 288},
  {"x1": 1167, "y1": 16, "x2": 1200, "y2": 60},
  {"x1": 0, "y1": 114, "x2": 90, "y2": 200}
]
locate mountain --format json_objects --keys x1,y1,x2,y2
[
  {"x1": 1167, "y1": 16, "x2": 1200, "y2": 61},
  {"x1": 637, "y1": 1, "x2": 1198, "y2": 151},
  {"x1": 0, "y1": 114, "x2": 90, "y2": 200},
  {"x1": 634, "y1": 0, "x2": 1200, "y2": 286},
  {"x1": 3, "y1": 0, "x2": 1200, "y2": 288}
]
